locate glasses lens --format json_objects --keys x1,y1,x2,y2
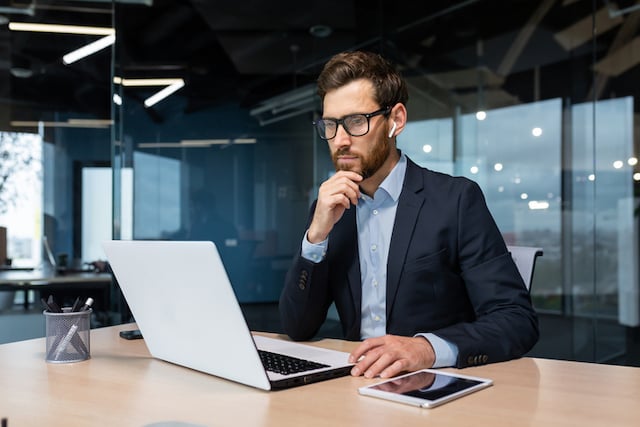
[
  {"x1": 315, "y1": 120, "x2": 336, "y2": 139},
  {"x1": 343, "y1": 114, "x2": 368, "y2": 137}
]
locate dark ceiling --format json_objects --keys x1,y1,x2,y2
[{"x1": 1, "y1": 0, "x2": 639, "y2": 127}]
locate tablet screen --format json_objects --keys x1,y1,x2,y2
[
  {"x1": 368, "y1": 370, "x2": 484, "y2": 400},
  {"x1": 359, "y1": 369, "x2": 493, "y2": 408}
]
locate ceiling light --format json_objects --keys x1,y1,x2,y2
[
  {"x1": 475, "y1": 111, "x2": 486, "y2": 120},
  {"x1": 116, "y1": 78, "x2": 184, "y2": 87},
  {"x1": 309, "y1": 24, "x2": 332, "y2": 38},
  {"x1": 10, "y1": 119, "x2": 112, "y2": 128},
  {"x1": 144, "y1": 79, "x2": 185, "y2": 107},
  {"x1": 138, "y1": 142, "x2": 185, "y2": 148},
  {"x1": 233, "y1": 138, "x2": 257, "y2": 144},
  {"x1": 180, "y1": 139, "x2": 229, "y2": 146},
  {"x1": 528, "y1": 201, "x2": 549, "y2": 210},
  {"x1": 9, "y1": 22, "x2": 114, "y2": 35},
  {"x1": 63, "y1": 34, "x2": 115, "y2": 65},
  {"x1": 531, "y1": 127, "x2": 542, "y2": 137}
]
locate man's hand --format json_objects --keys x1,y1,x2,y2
[
  {"x1": 307, "y1": 171, "x2": 362, "y2": 243},
  {"x1": 348, "y1": 335, "x2": 436, "y2": 379}
]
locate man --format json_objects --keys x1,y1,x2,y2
[{"x1": 279, "y1": 50, "x2": 539, "y2": 379}]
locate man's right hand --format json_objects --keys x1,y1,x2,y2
[{"x1": 307, "y1": 171, "x2": 362, "y2": 243}]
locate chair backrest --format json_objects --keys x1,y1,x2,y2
[{"x1": 507, "y1": 245, "x2": 543, "y2": 292}]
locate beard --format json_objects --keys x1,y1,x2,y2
[{"x1": 331, "y1": 131, "x2": 391, "y2": 179}]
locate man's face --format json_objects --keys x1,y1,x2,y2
[{"x1": 323, "y1": 79, "x2": 392, "y2": 179}]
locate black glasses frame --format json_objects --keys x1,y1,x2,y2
[{"x1": 313, "y1": 106, "x2": 391, "y2": 140}]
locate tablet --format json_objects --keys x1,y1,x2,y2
[{"x1": 358, "y1": 369, "x2": 493, "y2": 408}]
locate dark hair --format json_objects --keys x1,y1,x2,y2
[{"x1": 317, "y1": 51, "x2": 409, "y2": 108}]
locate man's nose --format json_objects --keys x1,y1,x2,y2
[{"x1": 332, "y1": 124, "x2": 351, "y2": 147}]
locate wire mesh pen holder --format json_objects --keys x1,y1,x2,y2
[{"x1": 44, "y1": 308, "x2": 91, "y2": 363}]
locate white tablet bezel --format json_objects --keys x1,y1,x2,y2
[{"x1": 358, "y1": 369, "x2": 493, "y2": 408}]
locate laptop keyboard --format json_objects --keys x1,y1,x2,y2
[{"x1": 259, "y1": 350, "x2": 329, "y2": 375}]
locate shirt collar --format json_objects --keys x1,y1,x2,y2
[
  {"x1": 361, "y1": 152, "x2": 407, "y2": 203},
  {"x1": 378, "y1": 151, "x2": 406, "y2": 202}
]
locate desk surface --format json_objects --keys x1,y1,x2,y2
[{"x1": 1, "y1": 324, "x2": 639, "y2": 427}]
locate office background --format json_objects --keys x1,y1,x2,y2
[{"x1": 0, "y1": 0, "x2": 639, "y2": 367}]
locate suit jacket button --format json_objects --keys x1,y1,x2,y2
[
  {"x1": 301, "y1": 270, "x2": 309, "y2": 278},
  {"x1": 467, "y1": 356, "x2": 474, "y2": 365},
  {"x1": 482, "y1": 355, "x2": 488, "y2": 363}
]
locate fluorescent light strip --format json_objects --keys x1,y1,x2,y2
[
  {"x1": 9, "y1": 22, "x2": 114, "y2": 35},
  {"x1": 63, "y1": 34, "x2": 115, "y2": 65},
  {"x1": 181, "y1": 139, "x2": 229, "y2": 146},
  {"x1": 139, "y1": 138, "x2": 256, "y2": 148},
  {"x1": 138, "y1": 143, "x2": 186, "y2": 148},
  {"x1": 115, "y1": 78, "x2": 184, "y2": 87},
  {"x1": 144, "y1": 79, "x2": 185, "y2": 107},
  {"x1": 11, "y1": 120, "x2": 112, "y2": 128}
]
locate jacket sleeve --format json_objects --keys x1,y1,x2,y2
[
  {"x1": 431, "y1": 180, "x2": 539, "y2": 368},
  {"x1": 279, "y1": 202, "x2": 334, "y2": 341}
]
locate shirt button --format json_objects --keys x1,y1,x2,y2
[
  {"x1": 372, "y1": 279, "x2": 378, "y2": 287},
  {"x1": 373, "y1": 209, "x2": 379, "y2": 215},
  {"x1": 371, "y1": 244, "x2": 377, "y2": 252},
  {"x1": 374, "y1": 315, "x2": 381, "y2": 321}
]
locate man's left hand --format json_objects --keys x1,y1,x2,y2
[{"x1": 348, "y1": 335, "x2": 436, "y2": 379}]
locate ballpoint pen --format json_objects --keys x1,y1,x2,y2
[
  {"x1": 70, "y1": 297, "x2": 82, "y2": 312},
  {"x1": 46, "y1": 295, "x2": 62, "y2": 313}
]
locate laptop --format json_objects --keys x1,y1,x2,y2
[{"x1": 102, "y1": 240, "x2": 353, "y2": 391}]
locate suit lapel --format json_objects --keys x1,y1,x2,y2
[
  {"x1": 386, "y1": 159, "x2": 424, "y2": 318},
  {"x1": 343, "y1": 207, "x2": 362, "y2": 321}
]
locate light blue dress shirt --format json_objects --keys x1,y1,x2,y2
[{"x1": 301, "y1": 154, "x2": 458, "y2": 368}]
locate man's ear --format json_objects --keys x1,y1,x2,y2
[{"x1": 389, "y1": 103, "x2": 407, "y2": 137}]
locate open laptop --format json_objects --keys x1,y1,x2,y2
[{"x1": 102, "y1": 240, "x2": 353, "y2": 391}]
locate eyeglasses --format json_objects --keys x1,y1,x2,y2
[{"x1": 312, "y1": 106, "x2": 391, "y2": 140}]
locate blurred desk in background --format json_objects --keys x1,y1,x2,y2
[{"x1": 0, "y1": 270, "x2": 112, "y2": 312}]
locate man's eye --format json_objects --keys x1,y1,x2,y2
[{"x1": 348, "y1": 116, "x2": 366, "y2": 126}]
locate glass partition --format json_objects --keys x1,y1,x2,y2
[{"x1": 108, "y1": 1, "x2": 640, "y2": 365}]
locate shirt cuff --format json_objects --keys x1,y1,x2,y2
[
  {"x1": 417, "y1": 333, "x2": 459, "y2": 368},
  {"x1": 301, "y1": 230, "x2": 328, "y2": 263}
]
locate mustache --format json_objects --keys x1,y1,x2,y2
[{"x1": 335, "y1": 147, "x2": 352, "y2": 156}]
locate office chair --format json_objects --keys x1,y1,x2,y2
[{"x1": 506, "y1": 245, "x2": 543, "y2": 292}]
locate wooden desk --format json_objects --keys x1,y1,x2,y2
[{"x1": 0, "y1": 324, "x2": 639, "y2": 427}]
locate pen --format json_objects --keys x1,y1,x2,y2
[
  {"x1": 80, "y1": 297, "x2": 94, "y2": 311},
  {"x1": 70, "y1": 297, "x2": 83, "y2": 312},
  {"x1": 46, "y1": 295, "x2": 62, "y2": 313},
  {"x1": 53, "y1": 324, "x2": 78, "y2": 360}
]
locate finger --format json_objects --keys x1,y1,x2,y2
[
  {"x1": 362, "y1": 352, "x2": 396, "y2": 379},
  {"x1": 379, "y1": 359, "x2": 408, "y2": 379},
  {"x1": 348, "y1": 337, "x2": 382, "y2": 363},
  {"x1": 332, "y1": 170, "x2": 363, "y2": 182}
]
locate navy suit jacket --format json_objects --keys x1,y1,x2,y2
[{"x1": 279, "y1": 157, "x2": 539, "y2": 368}]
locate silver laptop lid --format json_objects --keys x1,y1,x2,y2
[{"x1": 102, "y1": 240, "x2": 272, "y2": 390}]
